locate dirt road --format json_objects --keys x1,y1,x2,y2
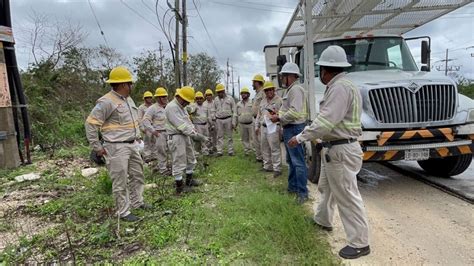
[{"x1": 307, "y1": 163, "x2": 474, "y2": 265}]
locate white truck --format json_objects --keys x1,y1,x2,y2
[{"x1": 265, "y1": 0, "x2": 474, "y2": 183}]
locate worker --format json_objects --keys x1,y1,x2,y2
[
  {"x1": 269, "y1": 62, "x2": 308, "y2": 203},
  {"x1": 236, "y1": 87, "x2": 253, "y2": 155},
  {"x1": 189, "y1": 91, "x2": 210, "y2": 156},
  {"x1": 138, "y1": 91, "x2": 154, "y2": 162},
  {"x1": 165, "y1": 86, "x2": 208, "y2": 194},
  {"x1": 212, "y1": 83, "x2": 237, "y2": 156},
  {"x1": 256, "y1": 81, "x2": 283, "y2": 178},
  {"x1": 203, "y1": 89, "x2": 216, "y2": 153},
  {"x1": 85, "y1": 66, "x2": 149, "y2": 222},
  {"x1": 251, "y1": 74, "x2": 265, "y2": 162},
  {"x1": 142, "y1": 87, "x2": 170, "y2": 175},
  {"x1": 288, "y1": 45, "x2": 370, "y2": 259}
]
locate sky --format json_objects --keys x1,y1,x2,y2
[{"x1": 9, "y1": 0, "x2": 474, "y2": 96}]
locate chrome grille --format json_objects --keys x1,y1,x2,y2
[{"x1": 369, "y1": 85, "x2": 456, "y2": 123}]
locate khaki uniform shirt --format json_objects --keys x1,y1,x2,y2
[
  {"x1": 279, "y1": 82, "x2": 307, "y2": 126},
  {"x1": 203, "y1": 100, "x2": 214, "y2": 124},
  {"x1": 297, "y1": 72, "x2": 362, "y2": 142},
  {"x1": 138, "y1": 103, "x2": 151, "y2": 131},
  {"x1": 142, "y1": 103, "x2": 166, "y2": 132},
  {"x1": 251, "y1": 88, "x2": 264, "y2": 118},
  {"x1": 212, "y1": 95, "x2": 237, "y2": 125},
  {"x1": 236, "y1": 99, "x2": 253, "y2": 124},
  {"x1": 256, "y1": 95, "x2": 283, "y2": 129},
  {"x1": 85, "y1": 90, "x2": 140, "y2": 151},
  {"x1": 165, "y1": 99, "x2": 197, "y2": 137},
  {"x1": 189, "y1": 103, "x2": 209, "y2": 125}
]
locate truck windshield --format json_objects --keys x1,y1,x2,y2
[{"x1": 313, "y1": 37, "x2": 418, "y2": 76}]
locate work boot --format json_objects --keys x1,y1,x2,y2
[
  {"x1": 121, "y1": 213, "x2": 140, "y2": 222},
  {"x1": 260, "y1": 168, "x2": 273, "y2": 172},
  {"x1": 175, "y1": 180, "x2": 185, "y2": 194},
  {"x1": 304, "y1": 217, "x2": 333, "y2": 232},
  {"x1": 296, "y1": 194, "x2": 309, "y2": 205},
  {"x1": 273, "y1": 171, "x2": 282, "y2": 178},
  {"x1": 228, "y1": 152, "x2": 234, "y2": 156},
  {"x1": 185, "y1": 173, "x2": 201, "y2": 187},
  {"x1": 339, "y1": 245, "x2": 370, "y2": 259},
  {"x1": 137, "y1": 203, "x2": 153, "y2": 210},
  {"x1": 216, "y1": 152, "x2": 223, "y2": 157}
]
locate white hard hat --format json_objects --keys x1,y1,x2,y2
[
  {"x1": 316, "y1": 45, "x2": 351, "y2": 67},
  {"x1": 279, "y1": 62, "x2": 302, "y2": 76}
]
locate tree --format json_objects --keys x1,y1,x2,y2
[{"x1": 187, "y1": 53, "x2": 222, "y2": 93}]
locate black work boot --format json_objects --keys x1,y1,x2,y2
[
  {"x1": 185, "y1": 173, "x2": 201, "y2": 187},
  {"x1": 175, "y1": 180, "x2": 184, "y2": 195}
]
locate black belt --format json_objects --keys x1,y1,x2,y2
[
  {"x1": 283, "y1": 123, "x2": 306, "y2": 129},
  {"x1": 322, "y1": 138, "x2": 357, "y2": 148},
  {"x1": 216, "y1": 116, "x2": 231, "y2": 120},
  {"x1": 240, "y1": 122, "x2": 252, "y2": 125},
  {"x1": 194, "y1": 122, "x2": 207, "y2": 125},
  {"x1": 105, "y1": 140, "x2": 135, "y2": 144}
]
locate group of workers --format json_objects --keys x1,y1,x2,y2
[{"x1": 85, "y1": 45, "x2": 370, "y2": 260}]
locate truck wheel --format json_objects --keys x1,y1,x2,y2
[
  {"x1": 417, "y1": 154, "x2": 473, "y2": 177},
  {"x1": 308, "y1": 143, "x2": 322, "y2": 184}
]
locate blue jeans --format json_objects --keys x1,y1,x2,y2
[{"x1": 283, "y1": 123, "x2": 308, "y2": 197}]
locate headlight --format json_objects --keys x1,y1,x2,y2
[{"x1": 468, "y1": 109, "x2": 474, "y2": 123}]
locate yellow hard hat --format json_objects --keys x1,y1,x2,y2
[
  {"x1": 143, "y1": 91, "x2": 153, "y2": 99},
  {"x1": 155, "y1": 87, "x2": 168, "y2": 97},
  {"x1": 252, "y1": 74, "x2": 265, "y2": 83},
  {"x1": 175, "y1": 88, "x2": 180, "y2": 96},
  {"x1": 195, "y1": 91, "x2": 204, "y2": 99},
  {"x1": 215, "y1": 83, "x2": 225, "y2": 92},
  {"x1": 263, "y1": 81, "x2": 275, "y2": 90},
  {"x1": 240, "y1": 87, "x2": 250, "y2": 94},
  {"x1": 177, "y1": 86, "x2": 195, "y2": 103},
  {"x1": 205, "y1": 89, "x2": 213, "y2": 96},
  {"x1": 106, "y1": 66, "x2": 133, "y2": 84}
]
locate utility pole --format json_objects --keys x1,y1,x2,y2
[
  {"x1": 226, "y1": 58, "x2": 229, "y2": 92},
  {"x1": 231, "y1": 65, "x2": 234, "y2": 98},
  {"x1": 174, "y1": 0, "x2": 180, "y2": 89},
  {"x1": 445, "y1": 49, "x2": 449, "y2": 76},
  {"x1": 182, "y1": 0, "x2": 187, "y2": 85},
  {"x1": 158, "y1": 41, "x2": 165, "y2": 86},
  {"x1": 237, "y1": 76, "x2": 240, "y2": 96}
]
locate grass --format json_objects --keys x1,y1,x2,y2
[{"x1": 0, "y1": 134, "x2": 337, "y2": 264}]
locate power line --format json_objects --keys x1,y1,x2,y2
[
  {"x1": 209, "y1": 1, "x2": 293, "y2": 14},
  {"x1": 120, "y1": 0, "x2": 163, "y2": 32},
  {"x1": 192, "y1": 0, "x2": 221, "y2": 59},
  {"x1": 87, "y1": 0, "x2": 110, "y2": 48}
]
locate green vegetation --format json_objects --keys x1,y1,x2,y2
[
  {"x1": 459, "y1": 83, "x2": 474, "y2": 99},
  {"x1": 0, "y1": 141, "x2": 337, "y2": 264}
]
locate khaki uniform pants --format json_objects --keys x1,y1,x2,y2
[
  {"x1": 314, "y1": 142, "x2": 369, "y2": 248},
  {"x1": 142, "y1": 132, "x2": 153, "y2": 160},
  {"x1": 104, "y1": 142, "x2": 145, "y2": 218},
  {"x1": 240, "y1": 123, "x2": 253, "y2": 153},
  {"x1": 194, "y1": 124, "x2": 209, "y2": 155},
  {"x1": 216, "y1": 118, "x2": 234, "y2": 154},
  {"x1": 260, "y1": 126, "x2": 281, "y2": 172},
  {"x1": 168, "y1": 134, "x2": 196, "y2": 180},
  {"x1": 207, "y1": 122, "x2": 217, "y2": 152},
  {"x1": 153, "y1": 131, "x2": 168, "y2": 173},
  {"x1": 253, "y1": 125, "x2": 262, "y2": 160}
]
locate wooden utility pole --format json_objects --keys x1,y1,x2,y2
[
  {"x1": 237, "y1": 76, "x2": 240, "y2": 96},
  {"x1": 226, "y1": 58, "x2": 229, "y2": 92},
  {"x1": 444, "y1": 49, "x2": 449, "y2": 76},
  {"x1": 174, "y1": 0, "x2": 180, "y2": 89},
  {"x1": 231, "y1": 65, "x2": 234, "y2": 98},
  {"x1": 158, "y1": 41, "x2": 165, "y2": 86},
  {"x1": 182, "y1": 0, "x2": 187, "y2": 85}
]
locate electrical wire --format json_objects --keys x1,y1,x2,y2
[
  {"x1": 87, "y1": 0, "x2": 110, "y2": 48},
  {"x1": 192, "y1": 0, "x2": 221, "y2": 59},
  {"x1": 208, "y1": 0, "x2": 293, "y2": 14},
  {"x1": 120, "y1": 0, "x2": 163, "y2": 32}
]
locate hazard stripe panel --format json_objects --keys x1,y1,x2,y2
[
  {"x1": 363, "y1": 143, "x2": 474, "y2": 161},
  {"x1": 377, "y1": 128, "x2": 454, "y2": 146}
]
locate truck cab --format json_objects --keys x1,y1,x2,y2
[{"x1": 268, "y1": 35, "x2": 474, "y2": 182}]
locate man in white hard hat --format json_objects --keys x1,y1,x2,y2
[
  {"x1": 288, "y1": 45, "x2": 370, "y2": 259},
  {"x1": 269, "y1": 62, "x2": 308, "y2": 204}
]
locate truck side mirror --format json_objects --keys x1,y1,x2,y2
[
  {"x1": 277, "y1": 55, "x2": 287, "y2": 67},
  {"x1": 421, "y1": 40, "x2": 430, "y2": 71}
]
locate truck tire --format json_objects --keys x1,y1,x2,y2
[
  {"x1": 308, "y1": 142, "x2": 322, "y2": 184},
  {"x1": 417, "y1": 154, "x2": 473, "y2": 177}
]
